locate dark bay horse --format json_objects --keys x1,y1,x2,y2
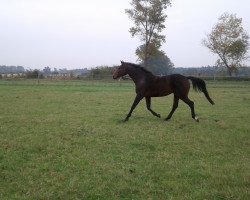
[{"x1": 113, "y1": 61, "x2": 214, "y2": 122}]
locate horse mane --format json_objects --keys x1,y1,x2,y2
[{"x1": 126, "y1": 62, "x2": 153, "y2": 75}]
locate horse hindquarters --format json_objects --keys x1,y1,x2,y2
[{"x1": 166, "y1": 75, "x2": 198, "y2": 121}]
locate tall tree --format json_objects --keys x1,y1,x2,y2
[
  {"x1": 146, "y1": 54, "x2": 174, "y2": 75},
  {"x1": 125, "y1": 0, "x2": 172, "y2": 67},
  {"x1": 202, "y1": 12, "x2": 249, "y2": 76}
]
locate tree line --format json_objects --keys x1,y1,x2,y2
[
  {"x1": 1, "y1": 64, "x2": 250, "y2": 79},
  {"x1": 0, "y1": 65, "x2": 25, "y2": 74}
]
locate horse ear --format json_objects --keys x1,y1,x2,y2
[{"x1": 120, "y1": 60, "x2": 124, "y2": 64}]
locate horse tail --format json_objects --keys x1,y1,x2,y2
[{"x1": 187, "y1": 76, "x2": 215, "y2": 105}]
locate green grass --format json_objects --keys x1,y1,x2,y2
[{"x1": 0, "y1": 79, "x2": 249, "y2": 199}]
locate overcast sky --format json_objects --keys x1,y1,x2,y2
[{"x1": 0, "y1": 0, "x2": 250, "y2": 69}]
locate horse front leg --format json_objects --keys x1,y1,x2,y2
[
  {"x1": 165, "y1": 95, "x2": 179, "y2": 121},
  {"x1": 145, "y1": 97, "x2": 161, "y2": 118},
  {"x1": 124, "y1": 94, "x2": 143, "y2": 121}
]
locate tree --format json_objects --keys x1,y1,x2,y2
[
  {"x1": 125, "y1": 0, "x2": 172, "y2": 67},
  {"x1": 89, "y1": 66, "x2": 116, "y2": 79},
  {"x1": 145, "y1": 53, "x2": 174, "y2": 75},
  {"x1": 42, "y1": 66, "x2": 51, "y2": 75},
  {"x1": 135, "y1": 43, "x2": 165, "y2": 61},
  {"x1": 26, "y1": 69, "x2": 40, "y2": 79},
  {"x1": 202, "y1": 12, "x2": 249, "y2": 76}
]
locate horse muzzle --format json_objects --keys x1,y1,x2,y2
[{"x1": 113, "y1": 72, "x2": 119, "y2": 79}]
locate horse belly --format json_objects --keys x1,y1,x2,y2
[
  {"x1": 146, "y1": 85, "x2": 173, "y2": 97},
  {"x1": 152, "y1": 90, "x2": 173, "y2": 97}
]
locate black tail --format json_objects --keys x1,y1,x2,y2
[{"x1": 187, "y1": 76, "x2": 215, "y2": 105}]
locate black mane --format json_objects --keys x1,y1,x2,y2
[{"x1": 126, "y1": 62, "x2": 152, "y2": 75}]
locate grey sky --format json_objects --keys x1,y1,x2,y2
[{"x1": 0, "y1": 0, "x2": 249, "y2": 69}]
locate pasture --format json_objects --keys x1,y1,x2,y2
[{"x1": 0, "y1": 79, "x2": 249, "y2": 199}]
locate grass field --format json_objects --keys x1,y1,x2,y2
[{"x1": 0, "y1": 79, "x2": 249, "y2": 199}]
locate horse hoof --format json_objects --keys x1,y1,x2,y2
[
  {"x1": 157, "y1": 114, "x2": 161, "y2": 118},
  {"x1": 123, "y1": 118, "x2": 129, "y2": 122},
  {"x1": 194, "y1": 116, "x2": 199, "y2": 122}
]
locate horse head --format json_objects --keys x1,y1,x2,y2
[{"x1": 113, "y1": 61, "x2": 128, "y2": 79}]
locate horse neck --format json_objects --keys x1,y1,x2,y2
[{"x1": 127, "y1": 67, "x2": 147, "y2": 84}]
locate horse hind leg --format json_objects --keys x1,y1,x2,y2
[
  {"x1": 181, "y1": 97, "x2": 199, "y2": 122},
  {"x1": 145, "y1": 97, "x2": 161, "y2": 118},
  {"x1": 165, "y1": 95, "x2": 179, "y2": 121}
]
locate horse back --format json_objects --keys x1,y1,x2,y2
[
  {"x1": 142, "y1": 74, "x2": 190, "y2": 98},
  {"x1": 143, "y1": 75, "x2": 173, "y2": 97}
]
